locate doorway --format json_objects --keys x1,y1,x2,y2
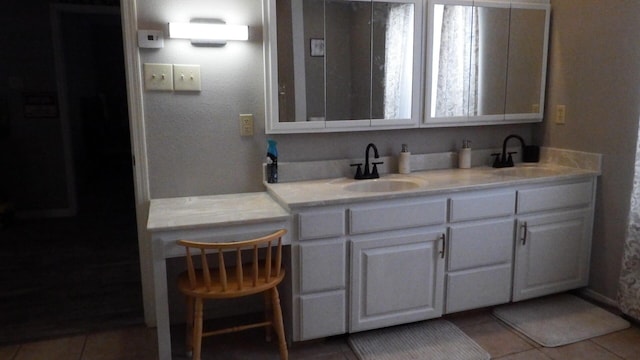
[{"x1": 0, "y1": 3, "x2": 143, "y2": 344}]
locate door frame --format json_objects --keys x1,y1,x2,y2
[{"x1": 120, "y1": 0, "x2": 154, "y2": 325}]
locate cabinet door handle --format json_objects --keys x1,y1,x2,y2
[
  {"x1": 439, "y1": 233, "x2": 446, "y2": 259},
  {"x1": 521, "y1": 222, "x2": 528, "y2": 245}
]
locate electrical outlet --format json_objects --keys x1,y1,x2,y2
[
  {"x1": 143, "y1": 63, "x2": 173, "y2": 91},
  {"x1": 240, "y1": 114, "x2": 254, "y2": 136},
  {"x1": 556, "y1": 105, "x2": 566, "y2": 125}
]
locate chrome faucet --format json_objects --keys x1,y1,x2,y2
[
  {"x1": 351, "y1": 143, "x2": 383, "y2": 179},
  {"x1": 492, "y1": 134, "x2": 525, "y2": 168}
]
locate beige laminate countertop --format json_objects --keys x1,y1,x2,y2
[
  {"x1": 147, "y1": 192, "x2": 290, "y2": 232},
  {"x1": 265, "y1": 164, "x2": 600, "y2": 209}
]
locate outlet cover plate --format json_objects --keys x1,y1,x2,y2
[{"x1": 240, "y1": 114, "x2": 254, "y2": 136}]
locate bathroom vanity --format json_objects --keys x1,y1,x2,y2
[
  {"x1": 265, "y1": 158, "x2": 599, "y2": 342},
  {"x1": 147, "y1": 149, "x2": 600, "y2": 358}
]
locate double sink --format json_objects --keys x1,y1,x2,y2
[{"x1": 332, "y1": 164, "x2": 568, "y2": 193}]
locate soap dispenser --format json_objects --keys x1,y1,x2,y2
[
  {"x1": 458, "y1": 140, "x2": 471, "y2": 169},
  {"x1": 399, "y1": 144, "x2": 411, "y2": 174}
]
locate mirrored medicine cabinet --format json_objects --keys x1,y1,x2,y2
[
  {"x1": 426, "y1": 0, "x2": 550, "y2": 126},
  {"x1": 264, "y1": 0, "x2": 424, "y2": 133},
  {"x1": 263, "y1": 0, "x2": 550, "y2": 134}
]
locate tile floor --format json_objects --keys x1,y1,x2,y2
[{"x1": 1, "y1": 307, "x2": 639, "y2": 360}]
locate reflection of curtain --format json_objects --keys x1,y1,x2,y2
[
  {"x1": 435, "y1": 5, "x2": 478, "y2": 117},
  {"x1": 619, "y1": 137, "x2": 640, "y2": 322},
  {"x1": 384, "y1": 4, "x2": 413, "y2": 119}
]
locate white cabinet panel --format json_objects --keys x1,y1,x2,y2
[
  {"x1": 450, "y1": 191, "x2": 515, "y2": 222},
  {"x1": 350, "y1": 230, "x2": 445, "y2": 332},
  {"x1": 300, "y1": 240, "x2": 346, "y2": 293},
  {"x1": 513, "y1": 209, "x2": 592, "y2": 301},
  {"x1": 349, "y1": 199, "x2": 446, "y2": 234},
  {"x1": 299, "y1": 210, "x2": 345, "y2": 240},
  {"x1": 517, "y1": 181, "x2": 593, "y2": 214},
  {"x1": 300, "y1": 291, "x2": 346, "y2": 340},
  {"x1": 448, "y1": 220, "x2": 514, "y2": 271},
  {"x1": 446, "y1": 265, "x2": 512, "y2": 313},
  {"x1": 446, "y1": 218, "x2": 514, "y2": 313}
]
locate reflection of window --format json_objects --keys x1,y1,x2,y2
[
  {"x1": 384, "y1": 4, "x2": 413, "y2": 119},
  {"x1": 431, "y1": 4, "x2": 479, "y2": 117}
]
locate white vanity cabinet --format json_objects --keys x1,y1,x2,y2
[
  {"x1": 348, "y1": 198, "x2": 447, "y2": 332},
  {"x1": 513, "y1": 180, "x2": 596, "y2": 301},
  {"x1": 445, "y1": 190, "x2": 516, "y2": 313},
  {"x1": 281, "y1": 172, "x2": 599, "y2": 342},
  {"x1": 295, "y1": 208, "x2": 347, "y2": 341}
]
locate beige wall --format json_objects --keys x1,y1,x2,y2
[
  {"x1": 540, "y1": 0, "x2": 640, "y2": 300},
  {"x1": 138, "y1": 0, "x2": 532, "y2": 199},
  {"x1": 136, "y1": 0, "x2": 640, "y2": 303}
]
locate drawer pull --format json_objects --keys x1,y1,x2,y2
[
  {"x1": 440, "y1": 233, "x2": 446, "y2": 259},
  {"x1": 521, "y1": 222, "x2": 528, "y2": 245}
]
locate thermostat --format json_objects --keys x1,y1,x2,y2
[{"x1": 138, "y1": 30, "x2": 164, "y2": 49}]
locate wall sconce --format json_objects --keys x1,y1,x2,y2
[{"x1": 168, "y1": 19, "x2": 249, "y2": 46}]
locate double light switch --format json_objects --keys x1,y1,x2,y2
[{"x1": 143, "y1": 63, "x2": 201, "y2": 92}]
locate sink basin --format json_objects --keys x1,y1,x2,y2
[{"x1": 343, "y1": 178, "x2": 425, "y2": 193}]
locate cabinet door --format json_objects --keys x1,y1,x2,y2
[
  {"x1": 350, "y1": 230, "x2": 445, "y2": 332},
  {"x1": 513, "y1": 209, "x2": 592, "y2": 301}
]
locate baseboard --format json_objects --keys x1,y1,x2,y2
[{"x1": 579, "y1": 288, "x2": 619, "y2": 308}]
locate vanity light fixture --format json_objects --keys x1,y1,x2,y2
[{"x1": 168, "y1": 19, "x2": 249, "y2": 46}]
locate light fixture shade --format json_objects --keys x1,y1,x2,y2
[{"x1": 168, "y1": 22, "x2": 249, "y2": 42}]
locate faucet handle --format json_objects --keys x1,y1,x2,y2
[
  {"x1": 350, "y1": 163, "x2": 363, "y2": 179},
  {"x1": 371, "y1": 161, "x2": 383, "y2": 178},
  {"x1": 491, "y1": 153, "x2": 501, "y2": 168}
]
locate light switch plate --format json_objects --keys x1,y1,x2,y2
[
  {"x1": 173, "y1": 64, "x2": 201, "y2": 91},
  {"x1": 143, "y1": 63, "x2": 173, "y2": 91}
]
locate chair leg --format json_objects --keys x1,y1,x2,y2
[
  {"x1": 193, "y1": 298, "x2": 204, "y2": 360},
  {"x1": 270, "y1": 287, "x2": 288, "y2": 360},
  {"x1": 264, "y1": 291, "x2": 273, "y2": 342},
  {"x1": 186, "y1": 296, "x2": 195, "y2": 356}
]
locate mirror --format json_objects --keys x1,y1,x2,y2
[
  {"x1": 271, "y1": 0, "x2": 419, "y2": 129},
  {"x1": 325, "y1": 0, "x2": 372, "y2": 121},
  {"x1": 428, "y1": 2, "x2": 549, "y2": 124},
  {"x1": 505, "y1": 6, "x2": 548, "y2": 116}
]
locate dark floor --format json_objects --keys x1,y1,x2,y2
[
  {"x1": 1, "y1": 307, "x2": 640, "y2": 360},
  {"x1": 0, "y1": 155, "x2": 144, "y2": 345}
]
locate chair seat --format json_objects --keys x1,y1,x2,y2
[{"x1": 178, "y1": 265, "x2": 285, "y2": 299}]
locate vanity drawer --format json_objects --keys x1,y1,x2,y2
[
  {"x1": 448, "y1": 219, "x2": 514, "y2": 271},
  {"x1": 449, "y1": 190, "x2": 515, "y2": 222},
  {"x1": 298, "y1": 210, "x2": 345, "y2": 240},
  {"x1": 349, "y1": 198, "x2": 446, "y2": 234},
  {"x1": 299, "y1": 240, "x2": 346, "y2": 293},
  {"x1": 446, "y1": 265, "x2": 512, "y2": 313},
  {"x1": 517, "y1": 180, "x2": 593, "y2": 214},
  {"x1": 299, "y1": 291, "x2": 346, "y2": 340}
]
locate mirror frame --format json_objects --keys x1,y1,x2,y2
[
  {"x1": 264, "y1": 0, "x2": 424, "y2": 134},
  {"x1": 422, "y1": 0, "x2": 550, "y2": 127}
]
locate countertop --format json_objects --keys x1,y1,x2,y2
[
  {"x1": 265, "y1": 164, "x2": 600, "y2": 209},
  {"x1": 147, "y1": 192, "x2": 290, "y2": 232}
]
